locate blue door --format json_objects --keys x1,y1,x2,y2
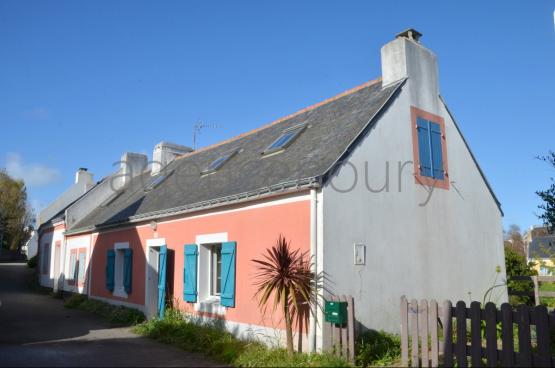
[{"x1": 157, "y1": 246, "x2": 167, "y2": 319}]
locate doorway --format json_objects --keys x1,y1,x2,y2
[{"x1": 146, "y1": 243, "x2": 173, "y2": 319}]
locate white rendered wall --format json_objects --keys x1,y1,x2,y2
[{"x1": 321, "y1": 83, "x2": 506, "y2": 335}]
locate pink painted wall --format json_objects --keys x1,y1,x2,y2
[{"x1": 88, "y1": 197, "x2": 311, "y2": 332}]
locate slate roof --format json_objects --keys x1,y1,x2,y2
[
  {"x1": 528, "y1": 235, "x2": 555, "y2": 259},
  {"x1": 69, "y1": 79, "x2": 404, "y2": 234}
]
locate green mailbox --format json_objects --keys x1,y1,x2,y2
[{"x1": 324, "y1": 300, "x2": 348, "y2": 324}]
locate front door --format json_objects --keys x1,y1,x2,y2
[
  {"x1": 157, "y1": 246, "x2": 167, "y2": 319},
  {"x1": 146, "y1": 247, "x2": 159, "y2": 318}
]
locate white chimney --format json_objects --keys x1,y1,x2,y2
[
  {"x1": 75, "y1": 168, "x2": 93, "y2": 186},
  {"x1": 151, "y1": 141, "x2": 193, "y2": 175},
  {"x1": 120, "y1": 152, "x2": 148, "y2": 187},
  {"x1": 381, "y1": 29, "x2": 440, "y2": 113}
]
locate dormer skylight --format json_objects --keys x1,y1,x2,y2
[
  {"x1": 202, "y1": 150, "x2": 238, "y2": 175},
  {"x1": 263, "y1": 124, "x2": 306, "y2": 154},
  {"x1": 144, "y1": 170, "x2": 172, "y2": 192}
]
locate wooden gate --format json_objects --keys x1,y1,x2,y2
[{"x1": 401, "y1": 295, "x2": 555, "y2": 367}]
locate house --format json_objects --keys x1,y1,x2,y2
[
  {"x1": 39, "y1": 29, "x2": 506, "y2": 352},
  {"x1": 527, "y1": 234, "x2": 555, "y2": 276},
  {"x1": 37, "y1": 153, "x2": 148, "y2": 294}
]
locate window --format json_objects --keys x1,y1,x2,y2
[
  {"x1": 68, "y1": 251, "x2": 77, "y2": 285},
  {"x1": 78, "y1": 252, "x2": 86, "y2": 284},
  {"x1": 210, "y1": 244, "x2": 222, "y2": 296},
  {"x1": 263, "y1": 124, "x2": 306, "y2": 154},
  {"x1": 144, "y1": 171, "x2": 172, "y2": 192},
  {"x1": 202, "y1": 150, "x2": 238, "y2": 175},
  {"x1": 107, "y1": 243, "x2": 133, "y2": 298},
  {"x1": 411, "y1": 106, "x2": 449, "y2": 190},
  {"x1": 540, "y1": 266, "x2": 553, "y2": 276}
]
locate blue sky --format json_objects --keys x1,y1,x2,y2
[{"x1": 1, "y1": 1, "x2": 554, "y2": 231}]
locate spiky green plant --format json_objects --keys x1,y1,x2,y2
[{"x1": 252, "y1": 235, "x2": 321, "y2": 355}]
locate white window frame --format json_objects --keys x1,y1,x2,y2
[
  {"x1": 113, "y1": 242, "x2": 129, "y2": 299},
  {"x1": 195, "y1": 233, "x2": 228, "y2": 315}
]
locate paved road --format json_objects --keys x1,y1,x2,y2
[{"x1": 0, "y1": 263, "x2": 221, "y2": 367}]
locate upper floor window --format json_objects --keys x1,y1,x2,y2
[
  {"x1": 202, "y1": 150, "x2": 238, "y2": 175},
  {"x1": 411, "y1": 106, "x2": 449, "y2": 190}
]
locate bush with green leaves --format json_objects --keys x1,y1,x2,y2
[
  {"x1": 355, "y1": 330, "x2": 401, "y2": 367},
  {"x1": 135, "y1": 308, "x2": 349, "y2": 367},
  {"x1": 505, "y1": 246, "x2": 537, "y2": 305},
  {"x1": 64, "y1": 294, "x2": 145, "y2": 326}
]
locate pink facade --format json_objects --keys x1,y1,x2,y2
[{"x1": 86, "y1": 193, "x2": 311, "y2": 335}]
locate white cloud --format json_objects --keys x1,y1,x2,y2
[{"x1": 5, "y1": 153, "x2": 61, "y2": 188}]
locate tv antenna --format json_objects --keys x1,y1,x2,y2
[{"x1": 192, "y1": 121, "x2": 221, "y2": 150}]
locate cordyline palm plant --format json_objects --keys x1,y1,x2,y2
[{"x1": 252, "y1": 235, "x2": 322, "y2": 355}]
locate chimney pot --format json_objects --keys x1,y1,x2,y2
[{"x1": 396, "y1": 28, "x2": 422, "y2": 43}]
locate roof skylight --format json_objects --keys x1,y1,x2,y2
[
  {"x1": 263, "y1": 124, "x2": 306, "y2": 154},
  {"x1": 202, "y1": 150, "x2": 238, "y2": 174},
  {"x1": 144, "y1": 171, "x2": 172, "y2": 192}
]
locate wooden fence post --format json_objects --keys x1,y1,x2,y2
[
  {"x1": 429, "y1": 300, "x2": 439, "y2": 368},
  {"x1": 501, "y1": 303, "x2": 515, "y2": 367},
  {"x1": 340, "y1": 295, "x2": 348, "y2": 358},
  {"x1": 517, "y1": 304, "x2": 532, "y2": 367},
  {"x1": 533, "y1": 276, "x2": 540, "y2": 306},
  {"x1": 410, "y1": 299, "x2": 419, "y2": 368},
  {"x1": 455, "y1": 301, "x2": 467, "y2": 367},
  {"x1": 442, "y1": 300, "x2": 453, "y2": 367},
  {"x1": 346, "y1": 295, "x2": 355, "y2": 363},
  {"x1": 470, "y1": 301, "x2": 482, "y2": 367},
  {"x1": 419, "y1": 300, "x2": 429, "y2": 368},
  {"x1": 534, "y1": 304, "x2": 551, "y2": 367},
  {"x1": 401, "y1": 296, "x2": 409, "y2": 367},
  {"x1": 485, "y1": 302, "x2": 498, "y2": 367}
]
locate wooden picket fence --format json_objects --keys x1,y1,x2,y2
[
  {"x1": 400, "y1": 295, "x2": 555, "y2": 367},
  {"x1": 329, "y1": 295, "x2": 356, "y2": 362}
]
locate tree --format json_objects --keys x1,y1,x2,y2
[
  {"x1": 251, "y1": 235, "x2": 321, "y2": 355},
  {"x1": 504, "y1": 224, "x2": 526, "y2": 257},
  {"x1": 0, "y1": 170, "x2": 34, "y2": 252},
  {"x1": 505, "y1": 246, "x2": 537, "y2": 305},
  {"x1": 537, "y1": 151, "x2": 555, "y2": 234}
]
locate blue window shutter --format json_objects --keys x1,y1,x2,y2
[
  {"x1": 220, "y1": 241, "x2": 237, "y2": 308},
  {"x1": 183, "y1": 244, "x2": 198, "y2": 303},
  {"x1": 429, "y1": 122, "x2": 444, "y2": 180},
  {"x1": 158, "y1": 246, "x2": 167, "y2": 318},
  {"x1": 123, "y1": 248, "x2": 133, "y2": 294},
  {"x1": 416, "y1": 117, "x2": 432, "y2": 178},
  {"x1": 106, "y1": 250, "x2": 115, "y2": 292}
]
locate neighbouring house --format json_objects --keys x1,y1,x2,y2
[
  {"x1": 22, "y1": 229, "x2": 37, "y2": 258},
  {"x1": 528, "y1": 234, "x2": 555, "y2": 276},
  {"x1": 39, "y1": 29, "x2": 506, "y2": 352}
]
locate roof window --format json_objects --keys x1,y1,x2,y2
[
  {"x1": 144, "y1": 171, "x2": 172, "y2": 192},
  {"x1": 263, "y1": 124, "x2": 306, "y2": 154},
  {"x1": 202, "y1": 150, "x2": 238, "y2": 175}
]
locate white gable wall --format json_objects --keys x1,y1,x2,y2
[{"x1": 320, "y1": 82, "x2": 506, "y2": 337}]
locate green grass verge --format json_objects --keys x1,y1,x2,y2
[
  {"x1": 135, "y1": 308, "x2": 401, "y2": 367},
  {"x1": 134, "y1": 309, "x2": 348, "y2": 367},
  {"x1": 539, "y1": 282, "x2": 555, "y2": 307},
  {"x1": 64, "y1": 294, "x2": 145, "y2": 326}
]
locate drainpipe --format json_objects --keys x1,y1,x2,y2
[{"x1": 309, "y1": 188, "x2": 318, "y2": 352}]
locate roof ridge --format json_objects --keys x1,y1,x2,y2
[{"x1": 175, "y1": 77, "x2": 382, "y2": 161}]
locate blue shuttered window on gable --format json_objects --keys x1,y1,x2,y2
[
  {"x1": 183, "y1": 244, "x2": 198, "y2": 303},
  {"x1": 106, "y1": 250, "x2": 115, "y2": 292},
  {"x1": 417, "y1": 117, "x2": 444, "y2": 180},
  {"x1": 123, "y1": 248, "x2": 133, "y2": 294},
  {"x1": 220, "y1": 241, "x2": 236, "y2": 308}
]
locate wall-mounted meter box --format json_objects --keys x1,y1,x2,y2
[{"x1": 324, "y1": 300, "x2": 348, "y2": 324}]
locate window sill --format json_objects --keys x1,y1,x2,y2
[
  {"x1": 113, "y1": 286, "x2": 128, "y2": 299},
  {"x1": 196, "y1": 297, "x2": 226, "y2": 315}
]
